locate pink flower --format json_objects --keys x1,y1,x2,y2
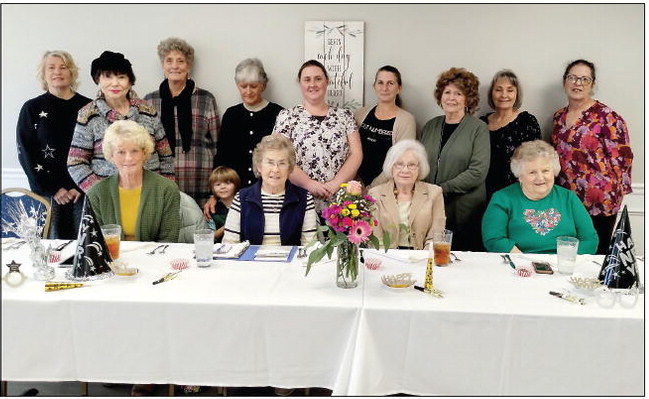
[
  {"x1": 346, "y1": 180, "x2": 363, "y2": 195},
  {"x1": 348, "y1": 220, "x2": 372, "y2": 244}
]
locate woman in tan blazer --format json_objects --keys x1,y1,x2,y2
[{"x1": 368, "y1": 139, "x2": 445, "y2": 249}]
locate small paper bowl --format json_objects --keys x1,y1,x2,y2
[
  {"x1": 48, "y1": 251, "x2": 62, "y2": 264},
  {"x1": 514, "y1": 266, "x2": 533, "y2": 278},
  {"x1": 365, "y1": 257, "x2": 382, "y2": 270},
  {"x1": 381, "y1": 273, "x2": 416, "y2": 289},
  {"x1": 170, "y1": 258, "x2": 190, "y2": 270},
  {"x1": 569, "y1": 277, "x2": 603, "y2": 296}
]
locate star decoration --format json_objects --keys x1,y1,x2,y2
[
  {"x1": 39, "y1": 111, "x2": 48, "y2": 118},
  {"x1": 34, "y1": 164, "x2": 44, "y2": 172},
  {"x1": 42, "y1": 145, "x2": 55, "y2": 159},
  {"x1": 6, "y1": 260, "x2": 22, "y2": 273}
]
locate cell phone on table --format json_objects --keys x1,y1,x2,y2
[{"x1": 532, "y1": 261, "x2": 553, "y2": 274}]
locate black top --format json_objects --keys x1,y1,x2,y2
[
  {"x1": 357, "y1": 106, "x2": 395, "y2": 185},
  {"x1": 440, "y1": 121, "x2": 459, "y2": 150},
  {"x1": 16, "y1": 92, "x2": 92, "y2": 196},
  {"x1": 214, "y1": 102, "x2": 283, "y2": 187},
  {"x1": 479, "y1": 111, "x2": 542, "y2": 198}
]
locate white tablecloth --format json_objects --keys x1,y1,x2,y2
[{"x1": 2, "y1": 241, "x2": 644, "y2": 395}]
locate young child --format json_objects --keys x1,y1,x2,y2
[{"x1": 207, "y1": 166, "x2": 241, "y2": 242}]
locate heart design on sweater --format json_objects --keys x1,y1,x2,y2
[{"x1": 523, "y1": 208, "x2": 561, "y2": 236}]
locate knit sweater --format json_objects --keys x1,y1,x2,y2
[
  {"x1": 86, "y1": 169, "x2": 180, "y2": 243},
  {"x1": 67, "y1": 97, "x2": 175, "y2": 192},
  {"x1": 481, "y1": 183, "x2": 598, "y2": 254},
  {"x1": 419, "y1": 114, "x2": 490, "y2": 229},
  {"x1": 214, "y1": 102, "x2": 283, "y2": 187},
  {"x1": 17, "y1": 92, "x2": 91, "y2": 196}
]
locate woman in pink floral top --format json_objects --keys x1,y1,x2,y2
[{"x1": 551, "y1": 59, "x2": 633, "y2": 254}]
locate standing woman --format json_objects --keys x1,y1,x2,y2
[
  {"x1": 67, "y1": 51, "x2": 175, "y2": 192},
  {"x1": 17, "y1": 50, "x2": 91, "y2": 238},
  {"x1": 145, "y1": 37, "x2": 219, "y2": 207},
  {"x1": 214, "y1": 58, "x2": 283, "y2": 188},
  {"x1": 480, "y1": 69, "x2": 541, "y2": 200},
  {"x1": 273, "y1": 59, "x2": 362, "y2": 213},
  {"x1": 419, "y1": 67, "x2": 490, "y2": 251},
  {"x1": 354, "y1": 65, "x2": 416, "y2": 188},
  {"x1": 551, "y1": 59, "x2": 633, "y2": 254}
]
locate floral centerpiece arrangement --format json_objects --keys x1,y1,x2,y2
[{"x1": 306, "y1": 181, "x2": 388, "y2": 288}]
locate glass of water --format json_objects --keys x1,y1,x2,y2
[
  {"x1": 556, "y1": 236, "x2": 579, "y2": 274},
  {"x1": 194, "y1": 229, "x2": 214, "y2": 268}
]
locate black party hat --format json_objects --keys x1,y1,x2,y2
[
  {"x1": 598, "y1": 205, "x2": 638, "y2": 289},
  {"x1": 66, "y1": 197, "x2": 114, "y2": 281}
]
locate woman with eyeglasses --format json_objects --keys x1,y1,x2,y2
[
  {"x1": 222, "y1": 134, "x2": 317, "y2": 245},
  {"x1": 368, "y1": 140, "x2": 445, "y2": 250},
  {"x1": 551, "y1": 59, "x2": 633, "y2": 254}
]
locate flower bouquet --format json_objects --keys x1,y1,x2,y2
[{"x1": 306, "y1": 181, "x2": 389, "y2": 288}]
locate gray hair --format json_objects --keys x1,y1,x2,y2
[
  {"x1": 510, "y1": 140, "x2": 561, "y2": 178},
  {"x1": 103, "y1": 120, "x2": 154, "y2": 164},
  {"x1": 487, "y1": 69, "x2": 523, "y2": 110},
  {"x1": 37, "y1": 50, "x2": 80, "y2": 91},
  {"x1": 157, "y1": 37, "x2": 195, "y2": 66},
  {"x1": 235, "y1": 58, "x2": 269, "y2": 84},
  {"x1": 382, "y1": 139, "x2": 430, "y2": 180},
  {"x1": 252, "y1": 135, "x2": 296, "y2": 177}
]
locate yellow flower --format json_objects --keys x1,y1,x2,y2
[
  {"x1": 351, "y1": 209, "x2": 360, "y2": 217},
  {"x1": 348, "y1": 204, "x2": 357, "y2": 210},
  {"x1": 341, "y1": 208, "x2": 350, "y2": 216}
]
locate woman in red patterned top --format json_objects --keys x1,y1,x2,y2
[{"x1": 551, "y1": 59, "x2": 633, "y2": 254}]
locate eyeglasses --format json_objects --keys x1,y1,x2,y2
[
  {"x1": 565, "y1": 74, "x2": 593, "y2": 85},
  {"x1": 595, "y1": 286, "x2": 639, "y2": 308},
  {"x1": 393, "y1": 162, "x2": 419, "y2": 171},
  {"x1": 263, "y1": 159, "x2": 290, "y2": 169}
]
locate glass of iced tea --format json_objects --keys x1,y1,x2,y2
[
  {"x1": 433, "y1": 229, "x2": 453, "y2": 266},
  {"x1": 101, "y1": 224, "x2": 122, "y2": 260}
]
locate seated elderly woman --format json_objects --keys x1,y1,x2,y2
[
  {"x1": 222, "y1": 134, "x2": 317, "y2": 245},
  {"x1": 87, "y1": 120, "x2": 180, "y2": 242},
  {"x1": 368, "y1": 139, "x2": 446, "y2": 250},
  {"x1": 481, "y1": 140, "x2": 598, "y2": 254}
]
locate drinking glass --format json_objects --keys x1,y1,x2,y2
[
  {"x1": 556, "y1": 236, "x2": 579, "y2": 274},
  {"x1": 194, "y1": 229, "x2": 214, "y2": 268},
  {"x1": 433, "y1": 229, "x2": 453, "y2": 266},
  {"x1": 101, "y1": 224, "x2": 121, "y2": 260}
]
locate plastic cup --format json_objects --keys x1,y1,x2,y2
[
  {"x1": 433, "y1": 229, "x2": 453, "y2": 266},
  {"x1": 101, "y1": 224, "x2": 121, "y2": 260},
  {"x1": 556, "y1": 236, "x2": 579, "y2": 274},
  {"x1": 194, "y1": 229, "x2": 214, "y2": 267}
]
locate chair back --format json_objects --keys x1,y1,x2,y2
[
  {"x1": 178, "y1": 191, "x2": 209, "y2": 243},
  {"x1": 1, "y1": 188, "x2": 52, "y2": 238}
]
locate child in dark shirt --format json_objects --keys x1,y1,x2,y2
[{"x1": 207, "y1": 166, "x2": 240, "y2": 242}]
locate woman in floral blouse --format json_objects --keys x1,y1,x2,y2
[
  {"x1": 273, "y1": 59, "x2": 362, "y2": 213},
  {"x1": 480, "y1": 69, "x2": 541, "y2": 201},
  {"x1": 551, "y1": 59, "x2": 633, "y2": 254}
]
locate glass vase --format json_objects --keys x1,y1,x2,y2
[{"x1": 336, "y1": 241, "x2": 359, "y2": 289}]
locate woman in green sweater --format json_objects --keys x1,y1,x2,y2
[
  {"x1": 419, "y1": 67, "x2": 490, "y2": 251},
  {"x1": 482, "y1": 140, "x2": 598, "y2": 254},
  {"x1": 87, "y1": 120, "x2": 180, "y2": 243}
]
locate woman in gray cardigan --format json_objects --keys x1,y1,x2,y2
[
  {"x1": 419, "y1": 67, "x2": 489, "y2": 251},
  {"x1": 354, "y1": 66, "x2": 416, "y2": 189}
]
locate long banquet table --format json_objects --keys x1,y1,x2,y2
[{"x1": 1, "y1": 240, "x2": 644, "y2": 395}]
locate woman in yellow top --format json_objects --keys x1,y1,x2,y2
[{"x1": 87, "y1": 120, "x2": 180, "y2": 242}]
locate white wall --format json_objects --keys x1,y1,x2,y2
[{"x1": 2, "y1": 4, "x2": 644, "y2": 252}]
